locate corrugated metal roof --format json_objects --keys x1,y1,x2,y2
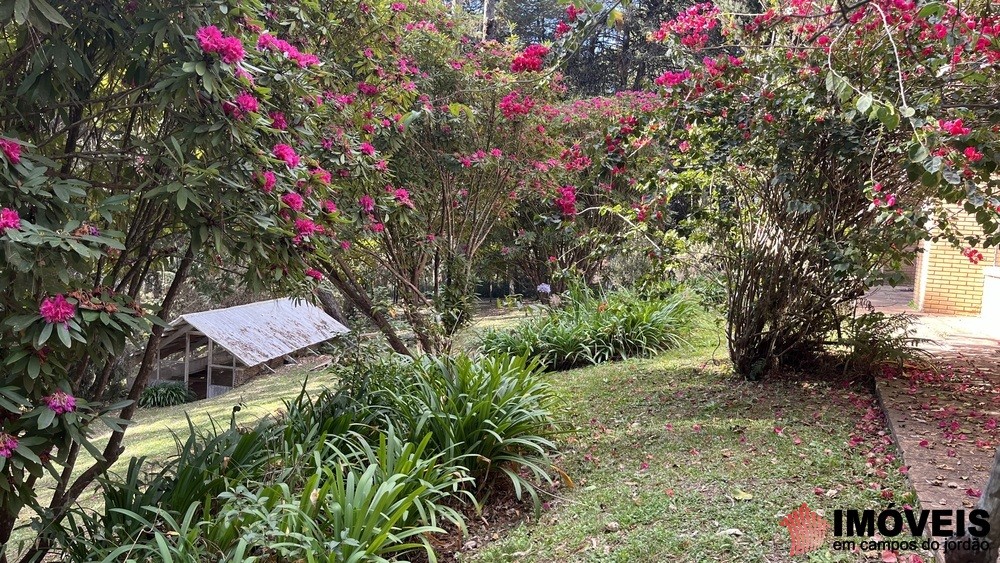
[{"x1": 162, "y1": 298, "x2": 349, "y2": 366}]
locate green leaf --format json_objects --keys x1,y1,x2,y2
[
  {"x1": 37, "y1": 323, "x2": 53, "y2": 347},
  {"x1": 856, "y1": 93, "x2": 873, "y2": 114},
  {"x1": 30, "y1": 0, "x2": 68, "y2": 26},
  {"x1": 908, "y1": 143, "x2": 929, "y2": 162},
  {"x1": 27, "y1": 356, "x2": 40, "y2": 379},
  {"x1": 38, "y1": 408, "x2": 55, "y2": 430},
  {"x1": 917, "y1": 2, "x2": 944, "y2": 18},
  {"x1": 606, "y1": 9, "x2": 624, "y2": 29},
  {"x1": 56, "y1": 323, "x2": 71, "y2": 348},
  {"x1": 13, "y1": 0, "x2": 29, "y2": 24},
  {"x1": 943, "y1": 168, "x2": 962, "y2": 185}
]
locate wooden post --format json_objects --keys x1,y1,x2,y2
[
  {"x1": 156, "y1": 346, "x2": 161, "y2": 381},
  {"x1": 231, "y1": 354, "x2": 236, "y2": 388},
  {"x1": 207, "y1": 339, "x2": 214, "y2": 399},
  {"x1": 184, "y1": 332, "x2": 190, "y2": 389}
]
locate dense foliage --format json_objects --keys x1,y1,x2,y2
[
  {"x1": 627, "y1": 0, "x2": 1000, "y2": 378},
  {"x1": 2, "y1": 0, "x2": 1000, "y2": 558},
  {"x1": 481, "y1": 287, "x2": 697, "y2": 371},
  {"x1": 0, "y1": 0, "x2": 594, "y2": 552},
  {"x1": 50, "y1": 353, "x2": 557, "y2": 561},
  {"x1": 137, "y1": 382, "x2": 192, "y2": 409}
]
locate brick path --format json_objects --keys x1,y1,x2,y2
[{"x1": 869, "y1": 285, "x2": 1000, "y2": 560}]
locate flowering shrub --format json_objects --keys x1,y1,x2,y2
[
  {"x1": 0, "y1": 0, "x2": 487, "y2": 554},
  {"x1": 627, "y1": 0, "x2": 1000, "y2": 379}
]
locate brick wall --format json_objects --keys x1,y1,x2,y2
[{"x1": 914, "y1": 206, "x2": 1000, "y2": 316}]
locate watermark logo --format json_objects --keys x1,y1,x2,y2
[
  {"x1": 781, "y1": 503, "x2": 829, "y2": 555},
  {"x1": 779, "y1": 504, "x2": 992, "y2": 556}
]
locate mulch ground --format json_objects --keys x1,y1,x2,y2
[{"x1": 877, "y1": 346, "x2": 1000, "y2": 514}]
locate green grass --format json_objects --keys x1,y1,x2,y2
[{"x1": 464, "y1": 334, "x2": 924, "y2": 562}]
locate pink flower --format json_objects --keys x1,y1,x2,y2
[
  {"x1": 0, "y1": 138, "x2": 21, "y2": 164},
  {"x1": 294, "y1": 217, "x2": 321, "y2": 237},
  {"x1": 260, "y1": 170, "x2": 277, "y2": 193},
  {"x1": 511, "y1": 44, "x2": 550, "y2": 72},
  {"x1": 963, "y1": 247, "x2": 985, "y2": 264},
  {"x1": 500, "y1": 91, "x2": 535, "y2": 118},
  {"x1": 964, "y1": 146, "x2": 984, "y2": 162},
  {"x1": 40, "y1": 294, "x2": 75, "y2": 324},
  {"x1": 554, "y1": 185, "x2": 577, "y2": 217},
  {"x1": 394, "y1": 188, "x2": 414, "y2": 209},
  {"x1": 196, "y1": 25, "x2": 224, "y2": 52},
  {"x1": 305, "y1": 268, "x2": 324, "y2": 280},
  {"x1": 273, "y1": 144, "x2": 300, "y2": 167},
  {"x1": 269, "y1": 111, "x2": 288, "y2": 130},
  {"x1": 941, "y1": 119, "x2": 971, "y2": 136},
  {"x1": 653, "y1": 69, "x2": 691, "y2": 87},
  {"x1": 678, "y1": 141, "x2": 691, "y2": 153},
  {"x1": 0, "y1": 208, "x2": 21, "y2": 232},
  {"x1": 322, "y1": 199, "x2": 338, "y2": 213},
  {"x1": 359, "y1": 194, "x2": 375, "y2": 212},
  {"x1": 555, "y1": 21, "x2": 572, "y2": 37},
  {"x1": 390, "y1": 2, "x2": 406, "y2": 11},
  {"x1": 256, "y1": 33, "x2": 319, "y2": 67},
  {"x1": 235, "y1": 91, "x2": 258, "y2": 114},
  {"x1": 370, "y1": 222, "x2": 385, "y2": 233},
  {"x1": 359, "y1": 142, "x2": 376, "y2": 156},
  {"x1": 0, "y1": 433, "x2": 17, "y2": 458},
  {"x1": 357, "y1": 82, "x2": 379, "y2": 96},
  {"x1": 340, "y1": 240, "x2": 351, "y2": 250},
  {"x1": 311, "y1": 167, "x2": 331, "y2": 185},
  {"x1": 196, "y1": 26, "x2": 244, "y2": 64},
  {"x1": 281, "y1": 192, "x2": 304, "y2": 211},
  {"x1": 566, "y1": 4, "x2": 581, "y2": 21},
  {"x1": 43, "y1": 391, "x2": 76, "y2": 415}
]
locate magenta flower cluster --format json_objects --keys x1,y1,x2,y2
[
  {"x1": 40, "y1": 294, "x2": 75, "y2": 324},
  {"x1": 0, "y1": 433, "x2": 17, "y2": 458},
  {"x1": 273, "y1": 144, "x2": 300, "y2": 167},
  {"x1": 257, "y1": 33, "x2": 320, "y2": 67},
  {"x1": 196, "y1": 25, "x2": 245, "y2": 64},
  {"x1": 0, "y1": 138, "x2": 21, "y2": 164},
  {"x1": 0, "y1": 208, "x2": 21, "y2": 233},
  {"x1": 43, "y1": 391, "x2": 77, "y2": 415}
]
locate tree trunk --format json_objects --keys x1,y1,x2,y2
[
  {"x1": 322, "y1": 259, "x2": 413, "y2": 357},
  {"x1": 315, "y1": 287, "x2": 350, "y2": 327},
  {"x1": 943, "y1": 445, "x2": 1000, "y2": 562},
  {"x1": 482, "y1": 0, "x2": 499, "y2": 41}
]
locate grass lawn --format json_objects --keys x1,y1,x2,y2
[{"x1": 465, "y1": 333, "x2": 925, "y2": 562}]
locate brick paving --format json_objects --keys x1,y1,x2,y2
[{"x1": 868, "y1": 285, "x2": 1000, "y2": 559}]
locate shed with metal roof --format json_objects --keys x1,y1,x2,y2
[{"x1": 155, "y1": 298, "x2": 349, "y2": 399}]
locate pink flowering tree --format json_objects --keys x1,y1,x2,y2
[
  {"x1": 282, "y1": 2, "x2": 608, "y2": 354},
  {"x1": 482, "y1": 92, "x2": 675, "y2": 294},
  {"x1": 0, "y1": 0, "x2": 421, "y2": 557},
  {"x1": 629, "y1": 0, "x2": 999, "y2": 382}
]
